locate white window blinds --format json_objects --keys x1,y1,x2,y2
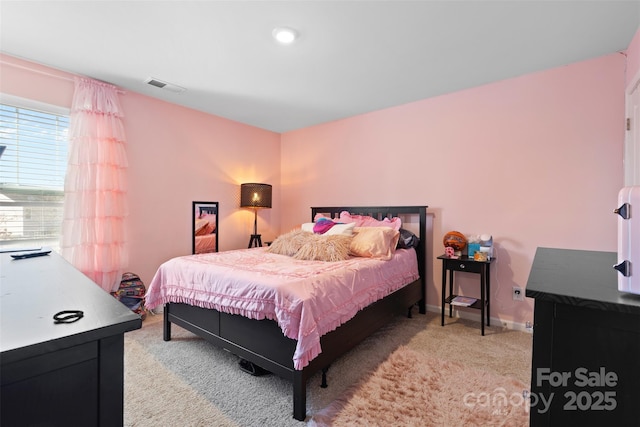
[{"x1": 0, "y1": 100, "x2": 69, "y2": 251}]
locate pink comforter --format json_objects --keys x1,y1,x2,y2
[{"x1": 145, "y1": 247, "x2": 419, "y2": 370}]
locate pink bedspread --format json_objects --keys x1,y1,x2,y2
[{"x1": 146, "y1": 247, "x2": 419, "y2": 370}]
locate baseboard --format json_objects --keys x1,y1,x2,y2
[{"x1": 425, "y1": 304, "x2": 532, "y2": 333}]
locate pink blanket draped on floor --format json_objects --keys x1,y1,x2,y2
[{"x1": 145, "y1": 247, "x2": 419, "y2": 370}]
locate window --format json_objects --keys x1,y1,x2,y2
[{"x1": 0, "y1": 96, "x2": 69, "y2": 252}]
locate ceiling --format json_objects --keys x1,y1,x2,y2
[{"x1": 1, "y1": 1, "x2": 638, "y2": 133}]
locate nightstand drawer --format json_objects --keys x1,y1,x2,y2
[{"x1": 443, "y1": 259, "x2": 483, "y2": 273}]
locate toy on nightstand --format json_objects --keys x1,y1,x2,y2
[
  {"x1": 445, "y1": 246, "x2": 456, "y2": 258},
  {"x1": 443, "y1": 230, "x2": 467, "y2": 257}
]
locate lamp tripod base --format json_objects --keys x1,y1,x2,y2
[{"x1": 248, "y1": 234, "x2": 262, "y2": 248}]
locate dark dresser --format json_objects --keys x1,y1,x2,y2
[
  {"x1": 526, "y1": 247, "x2": 640, "y2": 426},
  {"x1": 1, "y1": 251, "x2": 142, "y2": 426}
]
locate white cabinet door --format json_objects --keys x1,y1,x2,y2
[{"x1": 625, "y1": 79, "x2": 640, "y2": 186}]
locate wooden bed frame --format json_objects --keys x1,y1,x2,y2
[{"x1": 162, "y1": 205, "x2": 428, "y2": 421}]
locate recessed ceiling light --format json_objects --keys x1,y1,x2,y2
[{"x1": 272, "y1": 27, "x2": 298, "y2": 44}]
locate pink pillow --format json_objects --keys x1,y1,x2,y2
[
  {"x1": 313, "y1": 213, "x2": 333, "y2": 222},
  {"x1": 339, "y1": 211, "x2": 402, "y2": 231}
]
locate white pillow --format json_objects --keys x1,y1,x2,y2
[
  {"x1": 300, "y1": 222, "x2": 356, "y2": 236},
  {"x1": 326, "y1": 222, "x2": 356, "y2": 236},
  {"x1": 301, "y1": 223, "x2": 315, "y2": 233}
]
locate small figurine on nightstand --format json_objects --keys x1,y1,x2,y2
[{"x1": 445, "y1": 246, "x2": 457, "y2": 258}]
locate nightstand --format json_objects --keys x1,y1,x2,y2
[{"x1": 438, "y1": 255, "x2": 495, "y2": 335}]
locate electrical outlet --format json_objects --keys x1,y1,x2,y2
[{"x1": 512, "y1": 286, "x2": 524, "y2": 301}]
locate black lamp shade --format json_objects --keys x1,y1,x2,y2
[{"x1": 240, "y1": 183, "x2": 272, "y2": 209}]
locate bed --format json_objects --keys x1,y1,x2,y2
[{"x1": 147, "y1": 205, "x2": 427, "y2": 421}]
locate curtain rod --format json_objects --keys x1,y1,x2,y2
[{"x1": 0, "y1": 59, "x2": 126, "y2": 94}]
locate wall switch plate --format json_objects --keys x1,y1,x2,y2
[{"x1": 513, "y1": 286, "x2": 524, "y2": 301}]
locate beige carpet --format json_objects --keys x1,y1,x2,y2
[
  {"x1": 124, "y1": 311, "x2": 532, "y2": 426},
  {"x1": 124, "y1": 338, "x2": 240, "y2": 427},
  {"x1": 309, "y1": 346, "x2": 529, "y2": 426}
]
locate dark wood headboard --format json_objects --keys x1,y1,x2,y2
[{"x1": 311, "y1": 205, "x2": 428, "y2": 306}]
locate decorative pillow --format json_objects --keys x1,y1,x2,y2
[
  {"x1": 269, "y1": 230, "x2": 352, "y2": 261},
  {"x1": 397, "y1": 228, "x2": 420, "y2": 249},
  {"x1": 350, "y1": 227, "x2": 400, "y2": 260},
  {"x1": 339, "y1": 211, "x2": 402, "y2": 231},
  {"x1": 313, "y1": 213, "x2": 333, "y2": 222},
  {"x1": 300, "y1": 223, "x2": 314, "y2": 233},
  {"x1": 300, "y1": 222, "x2": 355, "y2": 236},
  {"x1": 267, "y1": 229, "x2": 312, "y2": 257},
  {"x1": 312, "y1": 218, "x2": 336, "y2": 234},
  {"x1": 293, "y1": 234, "x2": 353, "y2": 262}
]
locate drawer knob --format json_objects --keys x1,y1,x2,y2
[{"x1": 459, "y1": 264, "x2": 465, "y2": 269}]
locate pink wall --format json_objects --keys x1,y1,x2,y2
[
  {"x1": 0, "y1": 43, "x2": 632, "y2": 328},
  {"x1": 626, "y1": 27, "x2": 640, "y2": 90},
  {"x1": 0, "y1": 54, "x2": 281, "y2": 285},
  {"x1": 280, "y1": 53, "x2": 626, "y2": 327}
]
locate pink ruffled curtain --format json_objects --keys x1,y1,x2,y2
[{"x1": 61, "y1": 77, "x2": 128, "y2": 292}]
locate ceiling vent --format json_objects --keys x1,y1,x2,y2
[{"x1": 144, "y1": 77, "x2": 186, "y2": 93}]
